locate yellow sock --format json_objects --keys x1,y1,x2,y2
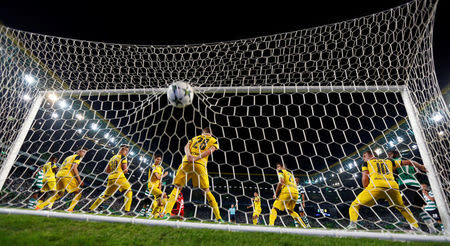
[
  {"x1": 398, "y1": 206, "x2": 418, "y2": 228},
  {"x1": 36, "y1": 192, "x2": 61, "y2": 210},
  {"x1": 253, "y1": 217, "x2": 258, "y2": 225},
  {"x1": 90, "y1": 196, "x2": 106, "y2": 211},
  {"x1": 164, "y1": 187, "x2": 180, "y2": 215},
  {"x1": 67, "y1": 192, "x2": 82, "y2": 211},
  {"x1": 124, "y1": 190, "x2": 133, "y2": 212},
  {"x1": 206, "y1": 191, "x2": 221, "y2": 220},
  {"x1": 269, "y1": 208, "x2": 277, "y2": 226},
  {"x1": 289, "y1": 211, "x2": 306, "y2": 228},
  {"x1": 348, "y1": 201, "x2": 360, "y2": 223}
]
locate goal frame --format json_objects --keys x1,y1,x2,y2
[{"x1": 0, "y1": 85, "x2": 448, "y2": 237}]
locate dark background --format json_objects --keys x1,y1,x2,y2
[{"x1": 0, "y1": 0, "x2": 448, "y2": 96}]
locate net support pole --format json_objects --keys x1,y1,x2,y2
[
  {"x1": 401, "y1": 89, "x2": 450, "y2": 235},
  {"x1": 0, "y1": 93, "x2": 44, "y2": 191}
]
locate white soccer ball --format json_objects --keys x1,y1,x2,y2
[{"x1": 166, "y1": 81, "x2": 194, "y2": 108}]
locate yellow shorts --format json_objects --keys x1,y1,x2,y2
[
  {"x1": 41, "y1": 180, "x2": 56, "y2": 192},
  {"x1": 352, "y1": 187, "x2": 405, "y2": 207},
  {"x1": 148, "y1": 183, "x2": 162, "y2": 198},
  {"x1": 173, "y1": 161, "x2": 209, "y2": 189},
  {"x1": 253, "y1": 210, "x2": 261, "y2": 217},
  {"x1": 273, "y1": 190, "x2": 299, "y2": 211},
  {"x1": 56, "y1": 177, "x2": 81, "y2": 193},
  {"x1": 104, "y1": 178, "x2": 131, "y2": 197}
]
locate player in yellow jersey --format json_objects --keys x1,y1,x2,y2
[
  {"x1": 151, "y1": 192, "x2": 168, "y2": 218},
  {"x1": 36, "y1": 147, "x2": 88, "y2": 211},
  {"x1": 36, "y1": 156, "x2": 59, "y2": 207},
  {"x1": 148, "y1": 153, "x2": 168, "y2": 199},
  {"x1": 348, "y1": 151, "x2": 419, "y2": 230},
  {"x1": 247, "y1": 192, "x2": 262, "y2": 225},
  {"x1": 90, "y1": 145, "x2": 133, "y2": 213},
  {"x1": 269, "y1": 163, "x2": 306, "y2": 227},
  {"x1": 163, "y1": 127, "x2": 223, "y2": 222}
]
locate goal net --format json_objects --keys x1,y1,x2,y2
[{"x1": 0, "y1": 0, "x2": 448, "y2": 236}]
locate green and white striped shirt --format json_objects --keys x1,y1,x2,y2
[
  {"x1": 34, "y1": 169, "x2": 44, "y2": 189},
  {"x1": 394, "y1": 158, "x2": 420, "y2": 187},
  {"x1": 423, "y1": 190, "x2": 437, "y2": 211},
  {"x1": 296, "y1": 185, "x2": 306, "y2": 204}
]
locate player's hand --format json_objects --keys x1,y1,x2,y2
[
  {"x1": 187, "y1": 155, "x2": 196, "y2": 162},
  {"x1": 273, "y1": 194, "x2": 277, "y2": 199},
  {"x1": 79, "y1": 181, "x2": 84, "y2": 187}
]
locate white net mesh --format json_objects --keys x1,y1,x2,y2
[{"x1": 0, "y1": 0, "x2": 448, "y2": 234}]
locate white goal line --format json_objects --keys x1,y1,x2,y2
[
  {"x1": 0, "y1": 208, "x2": 448, "y2": 243},
  {"x1": 43, "y1": 85, "x2": 407, "y2": 96}
]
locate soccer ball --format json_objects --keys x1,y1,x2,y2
[{"x1": 166, "y1": 81, "x2": 194, "y2": 108}]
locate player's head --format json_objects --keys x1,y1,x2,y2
[
  {"x1": 363, "y1": 151, "x2": 376, "y2": 162},
  {"x1": 421, "y1": 183, "x2": 429, "y2": 190},
  {"x1": 77, "y1": 147, "x2": 88, "y2": 157},
  {"x1": 154, "y1": 153, "x2": 162, "y2": 165},
  {"x1": 254, "y1": 192, "x2": 258, "y2": 197},
  {"x1": 295, "y1": 177, "x2": 300, "y2": 185},
  {"x1": 231, "y1": 204, "x2": 234, "y2": 208},
  {"x1": 276, "y1": 162, "x2": 285, "y2": 170},
  {"x1": 387, "y1": 150, "x2": 400, "y2": 159},
  {"x1": 119, "y1": 145, "x2": 129, "y2": 156},
  {"x1": 202, "y1": 127, "x2": 212, "y2": 135},
  {"x1": 49, "y1": 156, "x2": 58, "y2": 163},
  {"x1": 162, "y1": 192, "x2": 167, "y2": 199}
]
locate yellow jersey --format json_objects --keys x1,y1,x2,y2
[
  {"x1": 278, "y1": 169, "x2": 298, "y2": 194},
  {"x1": 149, "y1": 164, "x2": 163, "y2": 185},
  {"x1": 182, "y1": 134, "x2": 219, "y2": 166},
  {"x1": 254, "y1": 196, "x2": 262, "y2": 212},
  {"x1": 152, "y1": 198, "x2": 167, "y2": 216},
  {"x1": 362, "y1": 158, "x2": 401, "y2": 189},
  {"x1": 42, "y1": 161, "x2": 57, "y2": 182},
  {"x1": 56, "y1": 154, "x2": 81, "y2": 178},
  {"x1": 108, "y1": 154, "x2": 128, "y2": 180}
]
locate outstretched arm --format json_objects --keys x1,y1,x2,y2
[{"x1": 401, "y1": 160, "x2": 427, "y2": 172}]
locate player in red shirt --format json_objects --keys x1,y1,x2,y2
[{"x1": 171, "y1": 191, "x2": 184, "y2": 218}]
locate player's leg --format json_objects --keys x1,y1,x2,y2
[
  {"x1": 197, "y1": 164, "x2": 222, "y2": 221},
  {"x1": 285, "y1": 194, "x2": 306, "y2": 228},
  {"x1": 348, "y1": 188, "x2": 377, "y2": 224},
  {"x1": 385, "y1": 189, "x2": 418, "y2": 228},
  {"x1": 66, "y1": 177, "x2": 83, "y2": 212},
  {"x1": 163, "y1": 164, "x2": 188, "y2": 216},
  {"x1": 90, "y1": 181, "x2": 118, "y2": 211},
  {"x1": 118, "y1": 178, "x2": 133, "y2": 212},
  {"x1": 269, "y1": 200, "x2": 284, "y2": 226},
  {"x1": 36, "y1": 178, "x2": 65, "y2": 209},
  {"x1": 252, "y1": 212, "x2": 259, "y2": 225}
]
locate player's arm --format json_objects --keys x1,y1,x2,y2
[
  {"x1": 274, "y1": 176, "x2": 284, "y2": 199},
  {"x1": 302, "y1": 193, "x2": 306, "y2": 208},
  {"x1": 185, "y1": 141, "x2": 195, "y2": 162},
  {"x1": 72, "y1": 162, "x2": 83, "y2": 186},
  {"x1": 161, "y1": 171, "x2": 169, "y2": 179},
  {"x1": 247, "y1": 199, "x2": 254, "y2": 209},
  {"x1": 121, "y1": 159, "x2": 128, "y2": 174},
  {"x1": 106, "y1": 163, "x2": 111, "y2": 173},
  {"x1": 400, "y1": 160, "x2": 427, "y2": 172},
  {"x1": 193, "y1": 146, "x2": 217, "y2": 161},
  {"x1": 362, "y1": 170, "x2": 369, "y2": 188}
]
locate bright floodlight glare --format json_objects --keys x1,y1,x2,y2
[
  {"x1": 110, "y1": 137, "x2": 115, "y2": 143},
  {"x1": 76, "y1": 129, "x2": 82, "y2": 134},
  {"x1": 24, "y1": 74, "x2": 35, "y2": 84},
  {"x1": 23, "y1": 94, "x2": 32, "y2": 102},
  {"x1": 397, "y1": 136, "x2": 403, "y2": 143},
  {"x1": 104, "y1": 133, "x2": 110, "y2": 139},
  {"x1": 375, "y1": 148, "x2": 382, "y2": 155},
  {"x1": 91, "y1": 123, "x2": 99, "y2": 130},
  {"x1": 432, "y1": 112, "x2": 443, "y2": 122},
  {"x1": 389, "y1": 141, "x2": 395, "y2": 147},
  {"x1": 412, "y1": 144, "x2": 418, "y2": 149},
  {"x1": 51, "y1": 112, "x2": 59, "y2": 119},
  {"x1": 75, "y1": 113, "x2": 84, "y2": 120},
  {"x1": 47, "y1": 93, "x2": 58, "y2": 102},
  {"x1": 58, "y1": 100, "x2": 68, "y2": 109},
  {"x1": 438, "y1": 131, "x2": 444, "y2": 136},
  {"x1": 130, "y1": 151, "x2": 135, "y2": 156}
]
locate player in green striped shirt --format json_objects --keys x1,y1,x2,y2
[
  {"x1": 27, "y1": 167, "x2": 44, "y2": 209},
  {"x1": 421, "y1": 183, "x2": 444, "y2": 233},
  {"x1": 295, "y1": 178, "x2": 310, "y2": 228}
]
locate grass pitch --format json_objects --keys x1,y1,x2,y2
[{"x1": 0, "y1": 214, "x2": 447, "y2": 246}]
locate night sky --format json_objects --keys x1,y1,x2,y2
[{"x1": 0, "y1": 0, "x2": 449, "y2": 94}]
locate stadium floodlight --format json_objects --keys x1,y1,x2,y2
[
  {"x1": 432, "y1": 113, "x2": 443, "y2": 122},
  {"x1": 58, "y1": 100, "x2": 68, "y2": 109},
  {"x1": 374, "y1": 148, "x2": 383, "y2": 155},
  {"x1": 412, "y1": 144, "x2": 418, "y2": 150},
  {"x1": 104, "y1": 133, "x2": 110, "y2": 139},
  {"x1": 22, "y1": 94, "x2": 32, "y2": 102},
  {"x1": 438, "y1": 131, "x2": 444, "y2": 136},
  {"x1": 24, "y1": 74, "x2": 35, "y2": 84},
  {"x1": 51, "y1": 112, "x2": 59, "y2": 119},
  {"x1": 76, "y1": 129, "x2": 82, "y2": 134},
  {"x1": 90, "y1": 123, "x2": 99, "y2": 131},
  {"x1": 388, "y1": 141, "x2": 395, "y2": 147},
  {"x1": 46, "y1": 93, "x2": 58, "y2": 102},
  {"x1": 397, "y1": 137, "x2": 404, "y2": 143},
  {"x1": 75, "y1": 113, "x2": 84, "y2": 120}
]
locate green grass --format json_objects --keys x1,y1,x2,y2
[{"x1": 0, "y1": 214, "x2": 448, "y2": 246}]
